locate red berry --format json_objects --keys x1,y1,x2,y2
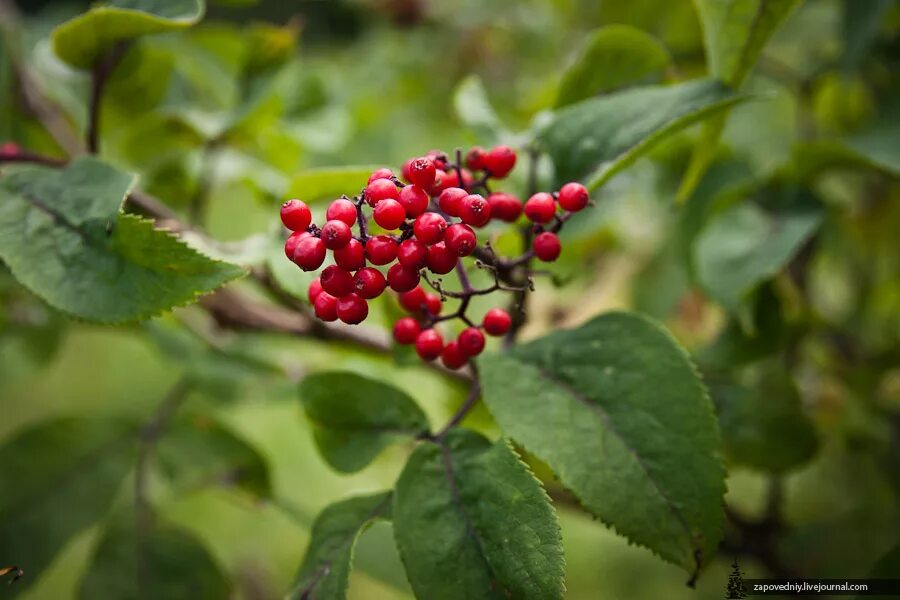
[
  {"x1": 307, "y1": 278, "x2": 323, "y2": 304},
  {"x1": 558, "y1": 182, "x2": 589, "y2": 212},
  {"x1": 333, "y1": 238, "x2": 365, "y2": 271},
  {"x1": 465, "y1": 147, "x2": 487, "y2": 171},
  {"x1": 373, "y1": 198, "x2": 406, "y2": 230},
  {"x1": 284, "y1": 231, "x2": 307, "y2": 259},
  {"x1": 407, "y1": 157, "x2": 437, "y2": 188},
  {"x1": 320, "y1": 265, "x2": 355, "y2": 297},
  {"x1": 336, "y1": 294, "x2": 368, "y2": 324},
  {"x1": 387, "y1": 263, "x2": 421, "y2": 292},
  {"x1": 365, "y1": 235, "x2": 398, "y2": 265},
  {"x1": 533, "y1": 231, "x2": 561, "y2": 262},
  {"x1": 398, "y1": 287, "x2": 427, "y2": 313},
  {"x1": 484, "y1": 145, "x2": 516, "y2": 178},
  {"x1": 314, "y1": 292, "x2": 338, "y2": 321},
  {"x1": 441, "y1": 341, "x2": 468, "y2": 370},
  {"x1": 393, "y1": 317, "x2": 421, "y2": 344},
  {"x1": 0, "y1": 142, "x2": 21, "y2": 157},
  {"x1": 426, "y1": 170, "x2": 447, "y2": 196},
  {"x1": 439, "y1": 187, "x2": 467, "y2": 217},
  {"x1": 280, "y1": 199, "x2": 312, "y2": 231},
  {"x1": 482, "y1": 308, "x2": 512, "y2": 336},
  {"x1": 401, "y1": 158, "x2": 414, "y2": 183},
  {"x1": 368, "y1": 168, "x2": 394, "y2": 183},
  {"x1": 320, "y1": 220, "x2": 352, "y2": 249},
  {"x1": 292, "y1": 236, "x2": 326, "y2": 271},
  {"x1": 397, "y1": 238, "x2": 428, "y2": 270},
  {"x1": 458, "y1": 327, "x2": 486, "y2": 357},
  {"x1": 326, "y1": 199, "x2": 357, "y2": 226},
  {"x1": 425, "y1": 149, "x2": 448, "y2": 169},
  {"x1": 415, "y1": 328, "x2": 444, "y2": 361},
  {"x1": 441, "y1": 169, "x2": 459, "y2": 190},
  {"x1": 445, "y1": 223, "x2": 477, "y2": 257},
  {"x1": 459, "y1": 194, "x2": 491, "y2": 227},
  {"x1": 365, "y1": 178, "x2": 399, "y2": 206},
  {"x1": 354, "y1": 267, "x2": 386, "y2": 299},
  {"x1": 413, "y1": 212, "x2": 447, "y2": 245},
  {"x1": 398, "y1": 185, "x2": 429, "y2": 217},
  {"x1": 424, "y1": 293, "x2": 441, "y2": 316},
  {"x1": 487, "y1": 192, "x2": 522, "y2": 222},
  {"x1": 524, "y1": 192, "x2": 557, "y2": 224},
  {"x1": 426, "y1": 242, "x2": 456, "y2": 274}
]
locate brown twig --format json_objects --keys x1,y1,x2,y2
[{"x1": 87, "y1": 41, "x2": 130, "y2": 154}]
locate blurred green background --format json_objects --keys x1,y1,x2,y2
[{"x1": 2, "y1": 0, "x2": 900, "y2": 598}]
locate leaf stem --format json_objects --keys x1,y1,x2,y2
[{"x1": 87, "y1": 41, "x2": 129, "y2": 154}]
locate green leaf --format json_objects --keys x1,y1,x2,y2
[
  {"x1": 537, "y1": 78, "x2": 750, "y2": 188},
  {"x1": 478, "y1": 311, "x2": 724, "y2": 576},
  {"x1": 299, "y1": 371, "x2": 429, "y2": 473},
  {"x1": 79, "y1": 518, "x2": 230, "y2": 599},
  {"x1": 453, "y1": 75, "x2": 508, "y2": 143},
  {"x1": 694, "y1": 199, "x2": 822, "y2": 312},
  {"x1": 0, "y1": 418, "x2": 137, "y2": 594},
  {"x1": 156, "y1": 414, "x2": 271, "y2": 497},
  {"x1": 857, "y1": 543, "x2": 900, "y2": 600},
  {"x1": 0, "y1": 157, "x2": 245, "y2": 323},
  {"x1": 52, "y1": 0, "x2": 206, "y2": 69},
  {"x1": 555, "y1": 25, "x2": 670, "y2": 108},
  {"x1": 393, "y1": 429, "x2": 565, "y2": 600},
  {"x1": 289, "y1": 491, "x2": 392, "y2": 600},
  {"x1": 285, "y1": 166, "x2": 381, "y2": 204}
]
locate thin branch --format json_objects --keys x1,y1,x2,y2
[
  {"x1": 433, "y1": 381, "x2": 481, "y2": 439},
  {"x1": 87, "y1": 41, "x2": 130, "y2": 154}
]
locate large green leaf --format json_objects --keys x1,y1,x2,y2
[
  {"x1": 299, "y1": 371, "x2": 429, "y2": 473},
  {"x1": 0, "y1": 158, "x2": 245, "y2": 323},
  {"x1": 393, "y1": 430, "x2": 565, "y2": 600},
  {"x1": 555, "y1": 25, "x2": 670, "y2": 108},
  {"x1": 453, "y1": 75, "x2": 508, "y2": 144},
  {"x1": 288, "y1": 491, "x2": 392, "y2": 600},
  {"x1": 285, "y1": 166, "x2": 381, "y2": 204},
  {"x1": 694, "y1": 200, "x2": 822, "y2": 312},
  {"x1": 538, "y1": 78, "x2": 750, "y2": 188},
  {"x1": 478, "y1": 312, "x2": 724, "y2": 576},
  {"x1": 52, "y1": 0, "x2": 206, "y2": 69},
  {"x1": 79, "y1": 518, "x2": 230, "y2": 599},
  {"x1": 0, "y1": 418, "x2": 137, "y2": 595}
]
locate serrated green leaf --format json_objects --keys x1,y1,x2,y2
[
  {"x1": 478, "y1": 311, "x2": 724, "y2": 576},
  {"x1": 393, "y1": 429, "x2": 565, "y2": 600},
  {"x1": 555, "y1": 25, "x2": 670, "y2": 108},
  {"x1": 694, "y1": 199, "x2": 822, "y2": 312},
  {"x1": 289, "y1": 491, "x2": 392, "y2": 600},
  {"x1": 286, "y1": 166, "x2": 382, "y2": 204},
  {"x1": 79, "y1": 517, "x2": 230, "y2": 599},
  {"x1": 299, "y1": 371, "x2": 429, "y2": 473},
  {"x1": 0, "y1": 418, "x2": 137, "y2": 596},
  {"x1": 538, "y1": 78, "x2": 750, "y2": 188},
  {"x1": 0, "y1": 157, "x2": 245, "y2": 323},
  {"x1": 52, "y1": 0, "x2": 206, "y2": 69}
]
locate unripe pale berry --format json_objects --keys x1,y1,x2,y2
[
  {"x1": 415, "y1": 328, "x2": 444, "y2": 361},
  {"x1": 368, "y1": 168, "x2": 394, "y2": 183},
  {"x1": 326, "y1": 198, "x2": 357, "y2": 226},
  {"x1": 533, "y1": 231, "x2": 561, "y2": 262},
  {"x1": 524, "y1": 192, "x2": 557, "y2": 224},
  {"x1": 314, "y1": 292, "x2": 338, "y2": 321},
  {"x1": 439, "y1": 187, "x2": 467, "y2": 217},
  {"x1": 365, "y1": 178, "x2": 399, "y2": 206},
  {"x1": 426, "y1": 242, "x2": 456, "y2": 274},
  {"x1": 459, "y1": 194, "x2": 491, "y2": 227},
  {"x1": 413, "y1": 212, "x2": 447, "y2": 245},
  {"x1": 354, "y1": 267, "x2": 386, "y2": 299},
  {"x1": 397, "y1": 238, "x2": 428, "y2": 270},
  {"x1": 307, "y1": 278, "x2": 323, "y2": 304},
  {"x1": 284, "y1": 231, "x2": 307, "y2": 259},
  {"x1": 393, "y1": 317, "x2": 421, "y2": 344},
  {"x1": 365, "y1": 235, "x2": 398, "y2": 265},
  {"x1": 407, "y1": 156, "x2": 437, "y2": 188},
  {"x1": 333, "y1": 238, "x2": 365, "y2": 271},
  {"x1": 336, "y1": 294, "x2": 368, "y2": 324},
  {"x1": 482, "y1": 308, "x2": 512, "y2": 336},
  {"x1": 458, "y1": 327, "x2": 486, "y2": 357},
  {"x1": 484, "y1": 145, "x2": 516, "y2": 178},
  {"x1": 487, "y1": 192, "x2": 523, "y2": 222},
  {"x1": 280, "y1": 199, "x2": 312, "y2": 231},
  {"x1": 441, "y1": 341, "x2": 468, "y2": 370},
  {"x1": 445, "y1": 223, "x2": 477, "y2": 257},
  {"x1": 293, "y1": 236, "x2": 326, "y2": 271},
  {"x1": 558, "y1": 182, "x2": 589, "y2": 212},
  {"x1": 398, "y1": 287, "x2": 427, "y2": 313},
  {"x1": 320, "y1": 265, "x2": 355, "y2": 297},
  {"x1": 398, "y1": 185, "x2": 429, "y2": 217},
  {"x1": 465, "y1": 146, "x2": 487, "y2": 171},
  {"x1": 373, "y1": 198, "x2": 406, "y2": 230},
  {"x1": 387, "y1": 263, "x2": 421, "y2": 292},
  {"x1": 320, "y1": 220, "x2": 352, "y2": 249}
]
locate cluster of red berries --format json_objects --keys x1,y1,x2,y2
[{"x1": 279, "y1": 146, "x2": 590, "y2": 369}]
